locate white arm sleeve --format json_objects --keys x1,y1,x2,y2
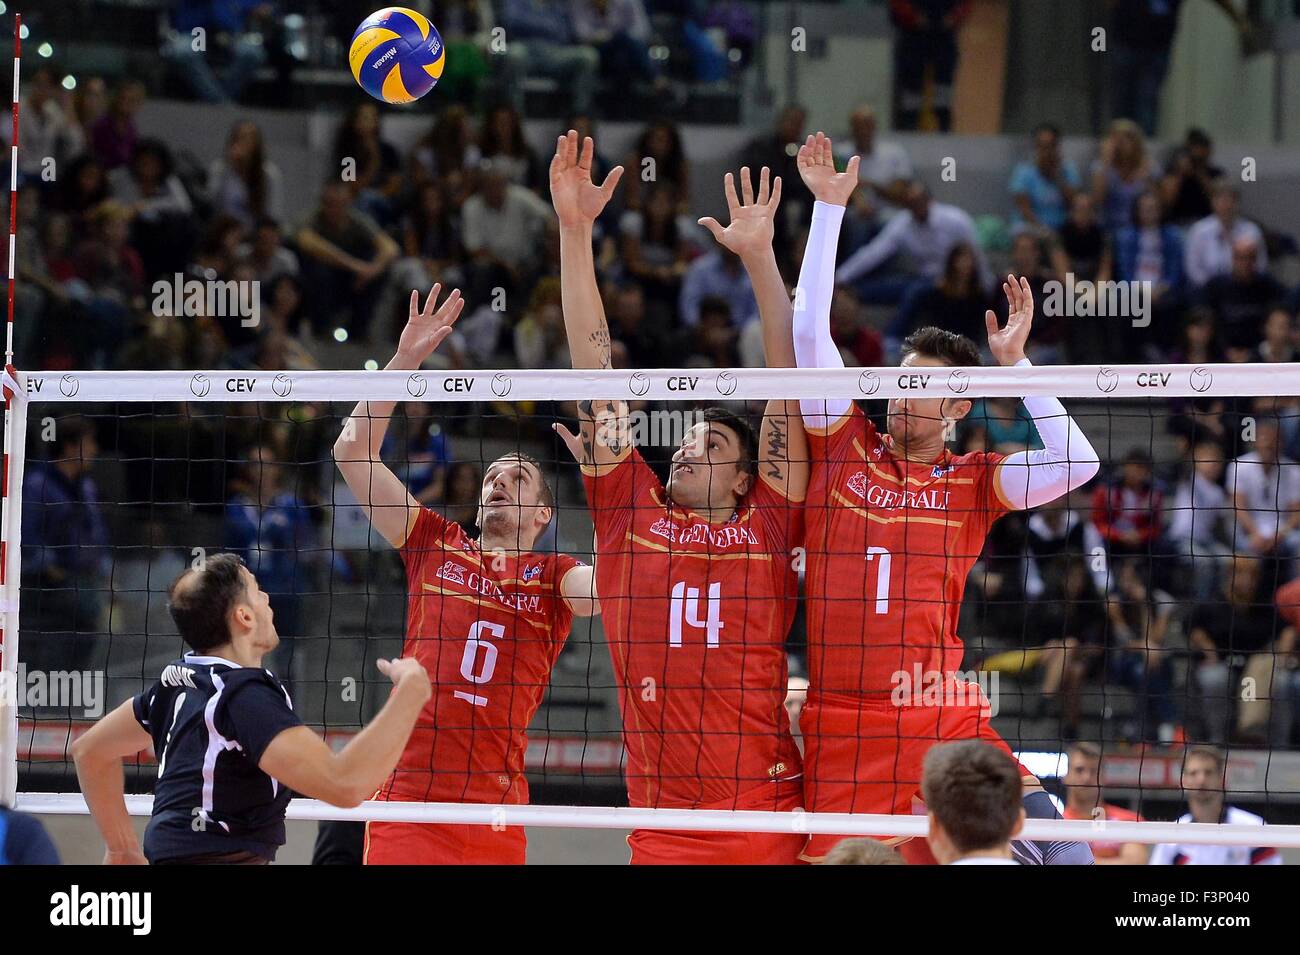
[
  {"x1": 794, "y1": 201, "x2": 852, "y2": 430},
  {"x1": 996, "y1": 359, "x2": 1101, "y2": 510}
]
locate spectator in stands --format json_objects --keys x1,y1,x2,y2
[
  {"x1": 162, "y1": 0, "x2": 273, "y2": 104},
  {"x1": 620, "y1": 184, "x2": 696, "y2": 317},
  {"x1": 435, "y1": 0, "x2": 496, "y2": 106},
  {"x1": 1166, "y1": 441, "x2": 1232, "y2": 600},
  {"x1": 688, "y1": 296, "x2": 740, "y2": 367},
  {"x1": 1150, "y1": 747, "x2": 1280, "y2": 865},
  {"x1": 1009, "y1": 123, "x2": 1081, "y2": 232},
  {"x1": 1113, "y1": 189, "x2": 1184, "y2": 354},
  {"x1": 836, "y1": 104, "x2": 914, "y2": 209},
  {"x1": 208, "y1": 121, "x2": 283, "y2": 230},
  {"x1": 258, "y1": 275, "x2": 315, "y2": 365},
  {"x1": 224, "y1": 443, "x2": 318, "y2": 686},
  {"x1": 1109, "y1": 1, "x2": 1248, "y2": 137},
  {"x1": 1024, "y1": 553, "x2": 1106, "y2": 738},
  {"x1": 498, "y1": 0, "x2": 599, "y2": 116},
  {"x1": 623, "y1": 118, "x2": 690, "y2": 213},
  {"x1": 58, "y1": 155, "x2": 110, "y2": 222},
  {"x1": 822, "y1": 838, "x2": 905, "y2": 865},
  {"x1": 0, "y1": 804, "x2": 60, "y2": 864},
  {"x1": 90, "y1": 80, "x2": 145, "y2": 172},
  {"x1": 1257, "y1": 307, "x2": 1297, "y2": 364},
  {"x1": 71, "y1": 77, "x2": 109, "y2": 145},
  {"x1": 1191, "y1": 556, "x2": 1296, "y2": 745},
  {"x1": 20, "y1": 416, "x2": 109, "y2": 673},
  {"x1": 382, "y1": 401, "x2": 452, "y2": 507},
  {"x1": 740, "y1": 105, "x2": 806, "y2": 266},
  {"x1": 890, "y1": 242, "x2": 990, "y2": 351},
  {"x1": 479, "y1": 104, "x2": 543, "y2": 190},
  {"x1": 1161, "y1": 128, "x2": 1224, "y2": 226},
  {"x1": 109, "y1": 138, "x2": 196, "y2": 279},
  {"x1": 998, "y1": 232, "x2": 1063, "y2": 364},
  {"x1": 332, "y1": 102, "x2": 404, "y2": 227},
  {"x1": 244, "y1": 216, "x2": 299, "y2": 288},
  {"x1": 513, "y1": 277, "x2": 569, "y2": 369},
  {"x1": 1170, "y1": 306, "x2": 1223, "y2": 365},
  {"x1": 1202, "y1": 236, "x2": 1284, "y2": 352},
  {"x1": 1061, "y1": 742, "x2": 1148, "y2": 864},
  {"x1": 296, "y1": 179, "x2": 400, "y2": 338},
  {"x1": 1225, "y1": 416, "x2": 1300, "y2": 560},
  {"x1": 836, "y1": 179, "x2": 990, "y2": 307},
  {"x1": 461, "y1": 160, "x2": 552, "y2": 307},
  {"x1": 888, "y1": 0, "x2": 970, "y2": 132},
  {"x1": 1092, "y1": 448, "x2": 1165, "y2": 565},
  {"x1": 679, "y1": 245, "x2": 756, "y2": 331},
  {"x1": 1106, "y1": 558, "x2": 1179, "y2": 743},
  {"x1": 607, "y1": 281, "x2": 670, "y2": 366},
  {"x1": 827, "y1": 285, "x2": 884, "y2": 368},
  {"x1": 22, "y1": 68, "x2": 85, "y2": 181},
  {"x1": 1184, "y1": 182, "x2": 1266, "y2": 289},
  {"x1": 571, "y1": 0, "x2": 659, "y2": 96},
  {"x1": 73, "y1": 201, "x2": 144, "y2": 360},
  {"x1": 923, "y1": 741, "x2": 1025, "y2": 865},
  {"x1": 376, "y1": 183, "x2": 465, "y2": 340},
  {"x1": 1090, "y1": 119, "x2": 1155, "y2": 236},
  {"x1": 408, "y1": 106, "x2": 482, "y2": 207},
  {"x1": 442, "y1": 461, "x2": 483, "y2": 533}
]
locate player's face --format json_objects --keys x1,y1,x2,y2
[
  {"x1": 667, "y1": 422, "x2": 750, "y2": 510},
  {"x1": 478, "y1": 457, "x2": 551, "y2": 544},
  {"x1": 887, "y1": 353, "x2": 970, "y2": 449},
  {"x1": 238, "y1": 566, "x2": 279, "y2": 650},
  {"x1": 1182, "y1": 756, "x2": 1222, "y2": 801},
  {"x1": 1066, "y1": 753, "x2": 1101, "y2": 797}
]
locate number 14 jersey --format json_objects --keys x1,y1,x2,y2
[{"x1": 582, "y1": 449, "x2": 803, "y2": 810}]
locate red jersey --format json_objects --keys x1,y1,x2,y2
[
  {"x1": 582, "y1": 448, "x2": 803, "y2": 809},
  {"x1": 804, "y1": 405, "x2": 1010, "y2": 697},
  {"x1": 380, "y1": 508, "x2": 583, "y2": 804},
  {"x1": 1062, "y1": 803, "x2": 1143, "y2": 859}
]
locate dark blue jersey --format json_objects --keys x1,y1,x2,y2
[
  {"x1": 0, "y1": 807, "x2": 60, "y2": 864},
  {"x1": 132, "y1": 654, "x2": 302, "y2": 863}
]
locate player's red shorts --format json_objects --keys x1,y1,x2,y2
[
  {"x1": 799, "y1": 688, "x2": 1033, "y2": 862},
  {"x1": 364, "y1": 819, "x2": 526, "y2": 865},
  {"x1": 627, "y1": 779, "x2": 805, "y2": 865}
]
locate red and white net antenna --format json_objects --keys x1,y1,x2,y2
[{"x1": 0, "y1": 11, "x2": 20, "y2": 805}]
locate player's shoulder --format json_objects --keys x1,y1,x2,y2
[{"x1": 1225, "y1": 806, "x2": 1266, "y2": 827}]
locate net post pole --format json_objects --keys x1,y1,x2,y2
[{"x1": 0, "y1": 12, "x2": 18, "y2": 807}]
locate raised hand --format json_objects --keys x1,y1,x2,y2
[
  {"x1": 549, "y1": 128, "x2": 624, "y2": 230},
  {"x1": 984, "y1": 274, "x2": 1034, "y2": 367},
  {"x1": 395, "y1": 284, "x2": 464, "y2": 365},
  {"x1": 796, "y1": 132, "x2": 860, "y2": 207},
  {"x1": 697, "y1": 166, "x2": 782, "y2": 261}
]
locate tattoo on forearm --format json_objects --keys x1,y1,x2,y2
[
  {"x1": 764, "y1": 417, "x2": 788, "y2": 480},
  {"x1": 589, "y1": 324, "x2": 612, "y2": 369}
]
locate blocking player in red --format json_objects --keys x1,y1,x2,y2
[
  {"x1": 334, "y1": 285, "x2": 599, "y2": 864},
  {"x1": 789, "y1": 133, "x2": 1101, "y2": 864},
  {"x1": 549, "y1": 130, "x2": 806, "y2": 864}
]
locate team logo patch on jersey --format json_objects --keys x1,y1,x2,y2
[
  {"x1": 846, "y1": 471, "x2": 869, "y2": 499},
  {"x1": 649, "y1": 516, "x2": 678, "y2": 541},
  {"x1": 435, "y1": 560, "x2": 467, "y2": 585},
  {"x1": 932, "y1": 463, "x2": 954, "y2": 477},
  {"x1": 522, "y1": 562, "x2": 544, "y2": 582}
]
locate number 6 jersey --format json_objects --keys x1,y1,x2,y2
[
  {"x1": 385, "y1": 508, "x2": 584, "y2": 804},
  {"x1": 582, "y1": 448, "x2": 803, "y2": 810}
]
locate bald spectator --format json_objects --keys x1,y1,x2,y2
[
  {"x1": 1184, "y1": 182, "x2": 1266, "y2": 288},
  {"x1": 923, "y1": 741, "x2": 1025, "y2": 865},
  {"x1": 1201, "y1": 236, "x2": 1284, "y2": 351},
  {"x1": 822, "y1": 837, "x2": 905, "y2": 865},
  {"x1": 1061, "y1": 743, "x2": 1149, "y2": 864},
  {"x1": 835, "y1": 104, "x2": 914, "y2": 209}
]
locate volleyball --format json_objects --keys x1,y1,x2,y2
[{"x1": 349, "y1": 7, "x2": 445, "y2": 105}]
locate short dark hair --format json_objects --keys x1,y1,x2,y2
[
  {"x1": 922, "y1": 741, "x2": 1023, "y2": 855},
  {"x1": 700, "y1": 407, "x2": 757, "y2": 478},
  {"x1": 1033, "y1": 122, "x2": 1060, "y2": 140},
  {"x1": 53, "y1": 416, "x2": 94, "y2": 457},
  {"x1": 1185, "y1": 746, "x2": 1225, "y2": 776},
  {"x1": 901, "y1": 326, "x2": 981, "y2": 368},
  {"x1": 1185, "y1": 127, "x2": 1212, "y2": 149},
  {"x1": 168, "y1": 553, "x2": 249, "y2": 653},
  {"x1": 490, "y1": 451, "x2": 556, "y2": 512}
]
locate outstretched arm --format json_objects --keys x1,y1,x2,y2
[
  {"x1": 698, "y1": 165, "x2": 808, "y2": 500},
  {"x1": 988, "y1": 276, "x2": 1101, "y2": 509},
  {"x1": 792, "y1": 133, "x2": 861, "y2": 431},
  {"x1": 333, "y1": 286, "x2": 464, "y2": 548},
  {"x1": 550, "y1": 129, "x2": 632, "y2": 470}
]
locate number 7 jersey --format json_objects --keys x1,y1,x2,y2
[
  {"x1": 582, "y1": 448, "x2": 803, "y2": 810},
  {"x1": 804, "y1": 404, "x2": 1011, "y2": 698}
]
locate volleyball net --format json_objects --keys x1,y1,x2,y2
[{"x1": 6, "y1": 362, "x2": 1300, "y2": 852}]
